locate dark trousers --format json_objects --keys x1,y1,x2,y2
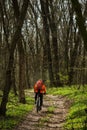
[{"x1": 35, "y1": 93, "x2": 43, "y2": 106}]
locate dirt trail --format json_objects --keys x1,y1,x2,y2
[{"x1": 13, "y1": 93, "x2": 70, "y2": 130}]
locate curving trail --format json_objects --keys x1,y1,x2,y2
[{"x1": 13, "y1": 93, "x2": 71, "y2": 130}]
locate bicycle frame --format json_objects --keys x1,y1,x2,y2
[{"x1": 36, "y1": 92, "x2": 41, "y2": 113}]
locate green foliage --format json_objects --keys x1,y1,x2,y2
[
  {"x1": 38, "y1": 117, "x2": 49, "y2": 127},
  {"x1": 47, "y1": 106, "x2": 55, "y2": 113},
  {"x1": 48, "y1": 86, "x2": 87, "y2": 130},
  {"x1": 59, "y1": 73, "x2": 69, "y2": 84},
  {"x1": 0, "y1": 90, "x2": 34, "y2": 130},
  {"x1": 47, "y1": 86, "x2": 76, "y2": 96},
  {"x1": 37, "y1": 114, "x2": 51, "y2": 127}
]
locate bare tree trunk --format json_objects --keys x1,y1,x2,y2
[
  {"x1": 0, "y1": 54, "x2": 14, "y2": 116},
  {"x1": 68, "y1": 33, "x2": 80, "y2": 85},
  {"x1": 0, "y1": 1, "x2": 10, "y2": 50},
  {"x1": 71, "y1": 0, "x2": 87, "y2": 51},
  {"x1": 25, "y1": 55, "x2": 31, "y2": 88},
  {"x1": 82, "y1": 47, "x2": 86, "y2": 86},
  {"x1": 64, "y1": 24, "x2": 70, "y2": 74},
  {"x1": 12, "y1": 0, "x2": 26, "y2": 103},
  {"x1": 48, "y1": 0, "x2": 61, "y2": 86},
  {"x1": 12, "y1": 64, "x2": 17, "y2": 95},
  {"x1": 42, "y1": 45, "x2": 48, "y2": 81},
  {"x1": 18, "y1": 40, "x2": 26, "y2": 103},
  {"x1": 40, "y1": 0, "x2": 54, "y2": 85},
  {"x1": 69, "y1": 0, "x2": 87, "y2": 86},
  {"x1": 0, "y1": 0, "x2": 29, "y2": 116}
]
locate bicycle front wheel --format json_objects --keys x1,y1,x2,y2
[{"x1": 36, "y1": 96, "x2": 40, "y2": 113}]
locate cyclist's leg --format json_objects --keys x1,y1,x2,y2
[
  {"x1": 35, "y1": 92, "x2": 37, "y2": 104},
  {"x1": 40, "y1": 93, "x2": 43, "y2": 106}
]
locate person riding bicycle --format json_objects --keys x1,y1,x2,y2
[{"x1": 34, "y1": 79, "x2": 46, "y2": 108}]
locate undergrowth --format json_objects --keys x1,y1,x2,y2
[
  {"x1": 0, "y1": 86, "x2": 87, "y2": 130},
  {"x1": 48, "y1": 85, "x2": 87, "y2": 130},
  {"x1": 0, "y1": 90, "x2": 34, "y2": 130}
]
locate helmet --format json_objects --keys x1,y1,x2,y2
[{"x1": 36, "y1": 79, "x2": 43, "y2": 88}]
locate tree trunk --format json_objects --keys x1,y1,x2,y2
[
  {"x1": 0, "y1": 0, "x2": 29, "y2": 116},
  {"x1": 18, "y1": 40, "x2": 26, "y2": 103},
  {"x1": 40, "y1": 0, "x2": 54, "y2": 85},
  {"x1": 0, "y1": 54, "x2": 14, "y2": 116},
  {"x1": 42, "y1": 45, "x2": 48, "y2": 81},
  {"x1": 68, "y1": 33, "x2": 80, "y2": 85},
  {"x1": 82, "y1": 47, "x2": 86, "y2": 86},
  {"x1": 71, "y1": 0, "x2": 87, "y2": 51},
  {"x1": 12, "y1": 64, "x2": 17, "y2": 95},
  {"x1": 48, "y1": 0, "x2": 61, "y2": 86},
  {"x1": 25, "y1": 53, "x2": 31, "y2": 88},
  {"x1": 12, "y1": 0, "x2": 26, "y2": 103}
]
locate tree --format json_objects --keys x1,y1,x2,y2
[
  {"x1": 40, "y1": 0, "x2": 54, "y2": 85},
  {"x1": 71, "y1": 0, "x2": 87, "y2": 51},
  {"x1": 0, "y1": 0, "x2": 29, "y2": 116},
  {"x1": 48, "y1": 0, "x2": 61, "y2": 86},
  {"x1": 12, "y1": 0, "x2": 26, "y2": 103}
]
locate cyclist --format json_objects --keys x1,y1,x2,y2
[{"x1": 34, "y1": 79, "x2": 46, "y2": 108}]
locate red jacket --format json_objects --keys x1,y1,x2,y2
[{"x1": 34, "y1": 80, "x2": 46, "y2": 94}]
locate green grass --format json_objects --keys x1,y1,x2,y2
[
  {"x1": 0, "y1": 86, "x2": 87, "y2": 130},
  {"x1": 47, "y1": 106, "x2": 55, "y2": 113},
  {"x1": 0, "y1": 90, "x2": 34, "y2": 130},
  {"x1": 37, "y1": 117, "x2": 49, "y2": 127},
  {"x1": 47, "y1": 85, "x2": 87, "y2": 130}
]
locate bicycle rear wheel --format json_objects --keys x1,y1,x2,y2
[{"x1": 36, "y1": 96, "x2": 40, "y2": 113}]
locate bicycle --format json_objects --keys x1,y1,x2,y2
[{"x1": 36, "y1": 91, "x2": 41, "y2": 113}]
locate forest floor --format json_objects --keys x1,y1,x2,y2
[{"x1": 13, "y1": 91, "x2": 71, "y2": 130}]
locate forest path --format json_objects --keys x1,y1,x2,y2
[{"x1": 13, "y1": 91, "x2": 71, "y2": 130}]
